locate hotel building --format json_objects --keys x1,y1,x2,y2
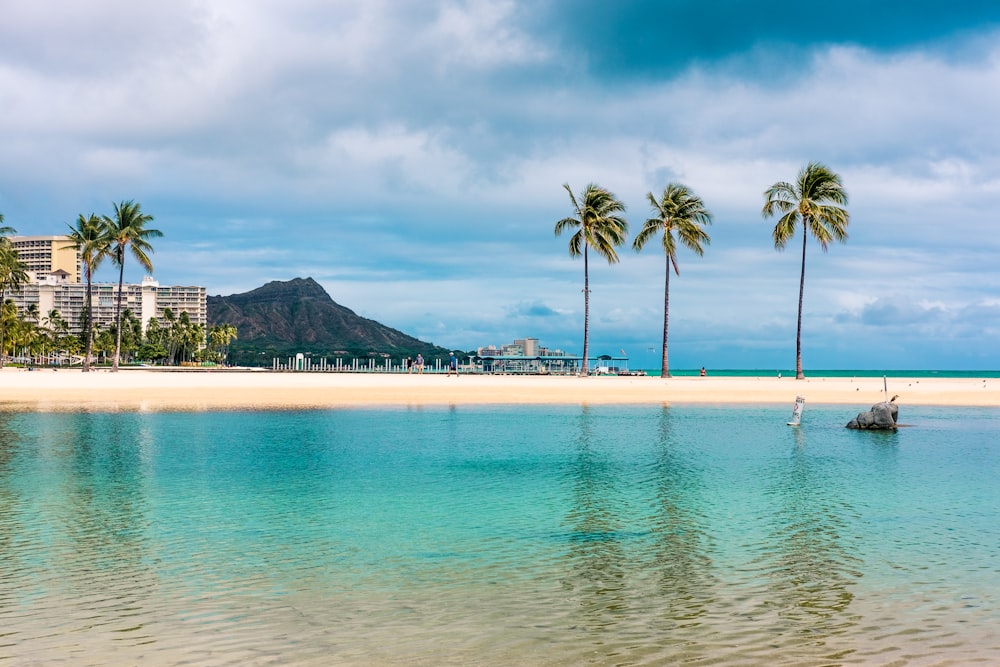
[
  {"x1": 7, "y1": 235, "x2": 207, "y2": 335},
  {"x1": 8, "y1": 235, "x2": 81, "y2": 283}
]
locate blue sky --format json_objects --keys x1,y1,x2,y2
[{"x1": 2, "y1": 1, "x2": 1000, "y2": 370}]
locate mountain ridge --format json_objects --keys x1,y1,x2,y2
[{"x1": 206, "y1": 277, "x2": 453, "y2": 362}]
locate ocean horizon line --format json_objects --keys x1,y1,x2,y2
[{"x1": 643, "y1": 368, "x2": 1000, "y2": 378}]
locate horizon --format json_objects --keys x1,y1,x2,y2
[{"x1": 3, "y1": 2, "x2": 1000, "y2": 372}]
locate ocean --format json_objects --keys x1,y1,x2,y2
[
  {"x1": 1, "y1": 404, "x2": 998, "y2": 666},
  {"x1": 647, "y1": 368, "x2": 1000, "y2": 378}
]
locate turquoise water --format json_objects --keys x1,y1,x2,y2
[
  {"x1": 1, "y1": 405, "x2": 999, "y2": 666},
  {"x1": 650, "y1": 368, "x2": 1000, "y2": 378}
]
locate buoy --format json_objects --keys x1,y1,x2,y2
[{"x1": 787, "y1": 395, "x2": 805, "y2": 426}]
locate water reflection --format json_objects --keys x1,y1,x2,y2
[
  {"x1": 754, "y1": 428, "x2": 863, "y2": 662},
  {"x1": 0, "y1": 413, "x2": 24, "y2": 620},
  {"x1": 58, "y1": 413, "x2": 156, "y2": 643},
  {"x1": 648, "y1": 407, "x2": 718, "y2": 629},
  {"x1": 560, "y1": 406, "x2": 628, "y2": 633}
]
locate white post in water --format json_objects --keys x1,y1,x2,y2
[{"x1": 787, "y1": 395, "x2": 806, "y2": 426}]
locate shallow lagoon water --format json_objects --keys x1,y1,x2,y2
[{"x1": 1, "y1": 404, "x2": 998, "y2": 666}]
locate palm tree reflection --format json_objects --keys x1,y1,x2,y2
[
  {"x1": 59, "y1": 413, "x2": 155, "y2": 641},
  {"x1": 0, "y1": 413, "x2": 22, "y2": 578},
  {"x1": 754, "y1": 430, "x2": 862, "y2": 660},
  {"x1": 648, "y1": 406, "x2": 717, "y2": 630},
  {"x1": 560, "y1": 406, "x2": 628, "y2": 631}
]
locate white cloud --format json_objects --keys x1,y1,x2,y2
[{"x1": 3, "y1": 3, "x2": 1000, "y2": 367}]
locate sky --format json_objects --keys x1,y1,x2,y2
[{"x1": 2, "y1": 0, "x2": 1000, "y2": 370}]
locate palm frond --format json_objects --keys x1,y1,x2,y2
[
  {"x1": 772, "y1": 210, "x2": 800, "y2": 249},
  {"x1": 765, "y1": 162, "x2": 850, "y2": 249},
  {"x1": 636, "y1": 183, "x2": 712, "y2": 263}
]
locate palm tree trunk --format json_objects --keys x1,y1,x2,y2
[
  {"x1": 83, "y1": 272, "x2": 93, "y2": 372},
  {"x1": 662, "y1": 258, "x2": 671, "y2": 378},
  {"x1": 0, "y1": 289, "x2": 6, "y2": 369},
  {"x1": 113, "y1": 259, "x2": 124, "y2": 372},
  {"x1": 581, "y1": 245, "x2": 590, "y2": 376},
  {"x1": 795, "y1": 223, "x2": 808, "y2": 380}
]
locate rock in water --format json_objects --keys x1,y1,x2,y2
[{"x1": 846, "y1": 401, "x2": 899, "y2": 430}]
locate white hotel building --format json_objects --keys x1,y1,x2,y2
[{"x1": 6, "y1": 235, "x2": 207, "y2": 335}]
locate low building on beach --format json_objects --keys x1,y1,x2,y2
[{"x1": 473, "y1": 337, "x2": 633, "y2": 375}]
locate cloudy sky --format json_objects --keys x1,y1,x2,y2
[{"x1": 2, "y1": 1, "x2": 1000, "y2": 370}]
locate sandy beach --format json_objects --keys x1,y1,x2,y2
[{"x1": 1, "y1": 367, "x2": 998, "y2": 411}]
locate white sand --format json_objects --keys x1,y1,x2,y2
[{"x1": 1, "y1": 367, "x2": 997, "y2": 411}]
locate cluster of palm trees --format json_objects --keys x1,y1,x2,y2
[
  {"x1": 556, "y1": 162, "x2": 850, "y2": 379},
  {"x1": 1, "y1": 303, "x2": 73, "y2": 366},
  {"x1": 2, "y1": 201, "x2": 240, "y2": 370},
  {"x1": 140, "y1": 310, "x2": 236, "y2": 365},
  {"x1": 0, "y1": 213, "x2": 29, "y2": 368},
  {"x1": 2, "y1": 200, "x2": 171, "y2": 371},
  {"x1": 63, "y1": 201, "x2": 163, "y2": 372}
]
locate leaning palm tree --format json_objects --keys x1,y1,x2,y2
[
  {"x1": 65, "y1": 213, "x2": 108, "y2": 372},
  {"x1": 633, "y1": 183, "x2": 712, "y2": 378},
  {"x1": 762, "y1": 162, "x2": 849, "y2": 380},
  {"x1": 555, "y1": 183, "x2": 628, "y2": 376},
  {"x1": 0, "y1": 244, "x2": 28, "y2": 368},
  {"x1": 103, "y1": 200, "x2": 162, "y2": 371}
]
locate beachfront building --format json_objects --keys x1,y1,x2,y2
[
  {"x1": 6, "y1": 234, "x2": 207, "y2": 334},
  {"x1": 9, "y1": 273, "x2": 207, "y2": 335},
  {"x1": 8, "y1": 235, "x2": 81, "y2": 283},
  {"x1": 472, "y1": 337, "x2": 636, "y2": 375}
]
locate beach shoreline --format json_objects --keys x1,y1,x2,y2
[{"x1": 2, "y1": 367, "x2": 998, "y2": 411}]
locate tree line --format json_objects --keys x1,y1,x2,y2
[
  {"x1": 0, "y1": 201, "x2": 237, "y2": 370},
  {"x1": 556, "y1": 162, "x2": 850, "y2": 379}
]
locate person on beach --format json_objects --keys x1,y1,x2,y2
[
  {"x1": 700, "y1": 367, "x2": 707, "y2": 377},
  {"x1": 406, "y1": 357, "x2": 412, "y2": 374},
  {"x1": 448, "y1": 352, "x2": 458, "y2": 376},
  {"x1": 415, "y1": 354, "x2": 424, "y2": 374}
]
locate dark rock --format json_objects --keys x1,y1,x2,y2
[{"x1": 846, "y1": 401, "x2": 899, "y2": 430}]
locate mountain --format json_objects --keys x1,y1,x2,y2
[{"x1": 207, "y1": 277, "x2": 453, "y2": 362}]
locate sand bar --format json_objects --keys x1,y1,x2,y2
[{"x1": 1, "y1": 367, "x2": 998, "y2": 411}]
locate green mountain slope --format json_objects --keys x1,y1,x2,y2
[{"x1": 207, "y1": 277, "x2": 452, "y2": 362}]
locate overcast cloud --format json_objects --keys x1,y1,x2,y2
[{"x1": 2, "y1": 0, "x2": 999, "y2": 370}]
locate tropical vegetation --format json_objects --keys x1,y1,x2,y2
[
  {"x1": 1, "y1": 203, "x2": 239, "y2": 369},
  {"x1": 64, "y1": 213, "x2": 106, "y2": 372},
  {"x1": 104, "y1": 200, "x2": 163, "y2": 372},
  {"x1": 0, "y1": 303, "x2": 228, "y2": 367},
  {"x1": 632, "y1": 183, "x2": 712, "y2": 378},
  {"x1": 555, "y1": 183, "x2": 628, "y2": 376},
  {"x1": 0, "y1": 228, "x2": 28, "y2": 369},
  {"x1": 762, "y1": 162, "x2": 850, "y2": 379}
]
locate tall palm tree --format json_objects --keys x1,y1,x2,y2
[
  {"x1": 762, "y1": 162, "x2": 849, "y2": 380},
  {"x1": 65, "y1": 213, "x2": 108, "y2": 372},
  {"x1": 633, "y1": 183, "x2": 712, "y2": 378},
  {"x1": 555, "y1": 183, "x2": 628, "y2": 376},
  {"x1": 104, "y1": 200, "x2": 162, "y2": 371},
  {"x1": 0, "y1": 244, "x2": 28, "y2": 368}
]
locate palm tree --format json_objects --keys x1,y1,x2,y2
[
  {"x1": 762, "y1": 162, "x2": 849, "y2": 379},
  {"x1": 103, "y1": 200, "x2": 162, "y2": 371},
  {"x1": 0, "y1": 212, "x2": 14, "y2": 238},
  {"x1": 555, "y1": 183, "x2": 628, "y2": 376},
  {"x1": 0, "y1": 244, "x2": 28, "y2": 368},
  {"x1": 633, "y1": 183, "x2": 712, "y2": 378},
  {"x1": 65, "y1": 214, "x2": 108, "y2": 372},
  {"x1": 208, "y1": 323, "x2": 238, "y2": 364},
  {"x1": 161, "y1": 307, "x2": 178, "y2": 364}
]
